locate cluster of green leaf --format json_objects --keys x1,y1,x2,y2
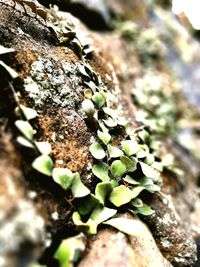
[
  {"x1": 13, "y1": 33, "x2": 165, "y2": 265},
  {"x1": 115, "y1": 22, "x2": 166, "y2": 66},
  {"x1": 132, "y1": 71, "x2": 178, "y2": 135},
  {"x1": 66, "y1": 62, "x2": 164, "y2": 236},
  {"x1": 15, "y1": 63, "x2": 162, "y2": 234},
  {"x1": 49, "y1": 21, "x2": 93, "y2": 59}
]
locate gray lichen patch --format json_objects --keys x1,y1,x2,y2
[
  {"x1": 23, "y1": 56, "x2": 126, "y2": 125},
  {"x1": 24, "y1": 58, "x2": 83, "y2": 109}
]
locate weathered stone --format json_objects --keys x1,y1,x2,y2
[{"x1": 78, "y1": 215, "x2": 172, "y2": 267}]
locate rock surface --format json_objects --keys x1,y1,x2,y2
[
  {"x1": 78, "y1": 215, "x2": 172, "y2": 267},
  {"x1": 0, "y1": 0, "x2": 199, "y2": 266}
]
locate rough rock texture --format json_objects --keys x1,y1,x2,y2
[
  {"x1": 0, "y1": 129, "x2": 46, "y2": 267},
  {"x1": 79, "y1": 216, "x2": 172, "y2": 267},
  {"x1": 0, "y1": 0, "x2": 200, "y2": 267}
]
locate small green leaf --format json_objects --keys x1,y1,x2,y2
[
  {"x1": 71, "y1": 173, "x2": 90, "y2": 198},
  {"x1": 110, "y1": 160, "x2": 127, "y2": 177},
  {"x1": 72, "y1": 212, "x2": 96, "y2": 235},
  {"x1": 54, "y1": 234, "x2": 86, "y2": 267},
  {"x1": 16, "y1": 136, "x2": 34, "y2": 148},
  {"x1": 82, "y1": 99, "x2": 95, "y2": 117},
  {"x1": 139, "y1": 177, "x2": 153, "y2": 186},
  {"x1": 138, "y1": 130, "x2": 150, "y2": 142},
  {"x1": 99, "y1": 122, "x2": 109, "y2": 133},
  {"x1": 95, "y1": 182, "x2": 113, "y2": 204},
  {"x1": 103, "y1": 217, "x2": 146, "y2": 235},
  {"x1": 136, "y1": 149, "x2": 147, "y2": 158},
  {"x1": 76, "y1": 194, "x2": 100, "y2": 215},
  {"x1": 108, "y1": 144, "x2": 123, "y2": 158},
  {"x1": 144, "y1": 184, "x2": 160, "y2": 193},
  {"x1": 120, "y1": 155, "x2": 137, "y2": 172},
  {"x1": 109, "y1": 185, "x2": 132, "y2": 207},
  {"x1": 92, "y1": 92, "x2": 106, "y2": 108},
  {"x1": 123, "y1": 175, "x2": 140, "y2": 185},
  {"x1": 135, "y1": 203, "x2": 155, "y2": 216},
  {"x1": 90, "y1": 206, "x2": 117, "y2": 225},
  {"x1": 92, "y1": 162, "x2": 110, "y2": 181},
  {"x1": 20, "y1": 105, "x2": 38, "y2": 120},
  {"x1": 32, "y1": 155, "x2": 53, "y2": 176},
  {"x1": 86, "y1": 206, "x2": 117, "y2": 235},
  {"x1": 89, "y1": 142, "x2": 106, "y2": 160},
  {"x1": 144, "y1": 154, "x2": 155, "y2": 165},
  {"x1": 121, "y1": 140, "x2": 140, "y2": 156},
  {"x1": 35, "y1": 141, "x2": 51, "y2": 155},
  {"x1": 131, "y1": 186, "x2": 145, "y2": 198},
  {"x1": 136, "y1": 145, "x2": 149, "y2": 159},
  {"x1": 52, "y1": 167, "x2": 74, "y2": 190},
  {"x1": 15, "y1": 120, "x2": 34, "y2": 140},
  {"x1": 140, "y1": 162, "x2": 160, "y2": 181},
  {"x1": 97, "y1": 130, "x2": 111, "y2": 145}
]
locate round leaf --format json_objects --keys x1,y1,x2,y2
[
  {"x1": 97, "y1": 130, "x2": 111, "y2": 145},
  {"x1": 135, "y1": 203, "x2": 155, "y2": 216},
  {"x1": 15, "y1": 120, "x2": 34, "y2": 140},
  {"x1": 123, "y1": 175, "x2": 140, "y2": 185},
  {"x1": 92, "y1": 92, "x2": 106, "y2": 108},
  {"x1": 140, "y1": 162, "x2": 160, "y2": 181},
  {"x1": 144, "y1": 184, "x2": 160, "y2": 193},
  {"x1": 92, "y1": 162, "x2": 110, "y2": 181},
  {"x1": 144, "y1": 154, "x2": 155, "y2": 165},
  {"x1": 95, "y1": 182, "x2": 113, "y2": 204},
  {"x1": 90, "y1": 206, "x2": 117, "y2": 225},
  {"x1": 76, "y1": 194, "x2": 100, "y2": 215},
  {"x1": 71, "y1": 173, "x2": 90, "y2": 198},
  {"x1": 109, "y1": 185, "x2": 132, "y2": 207},
  {"x1": 110, "y1": 160, "x2": 127, "y2": 177},
  {"x1": 16, "y1": 136, "x2": 34, "y2": 148},
  {"x1": 52, "y1": 167, "x2": 74, "y2": 190},
  {"x1": 131, "y1": 186, "x2": 145, "y2": 198},
  {"x1": 32, "y1": 155, "x2": 53, "y2": 176},
  {"x1": 72, "y1": 212, "x2": 90, "y2": 232},
  {"x1": 82, "y1": 99, "x2": 95, "y2": 117},
  {"x1": 20, "y1": 105, "x2": 38, "y2": 120},
  {"x1": 35, "y1": 141, "x2": 51, "y2": 155},
  {"x1": 138, "y1": 130, "x2": 150, "y2": 142},
  {"x1": 54, "y1": 235, "x2": 86, "y2": 267},
  {"x1": 121, "y1": 140, "x2": 140, "y2": 156},
  {"x1": 120, "y1": 155, "x2": 137, "y2": 172},
  {"x1": 108, "y1": 144, "x2": 123, "y2": 158},
  {"x1": 89, "y1": 142, "x2": 106, "y2": 160}
]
